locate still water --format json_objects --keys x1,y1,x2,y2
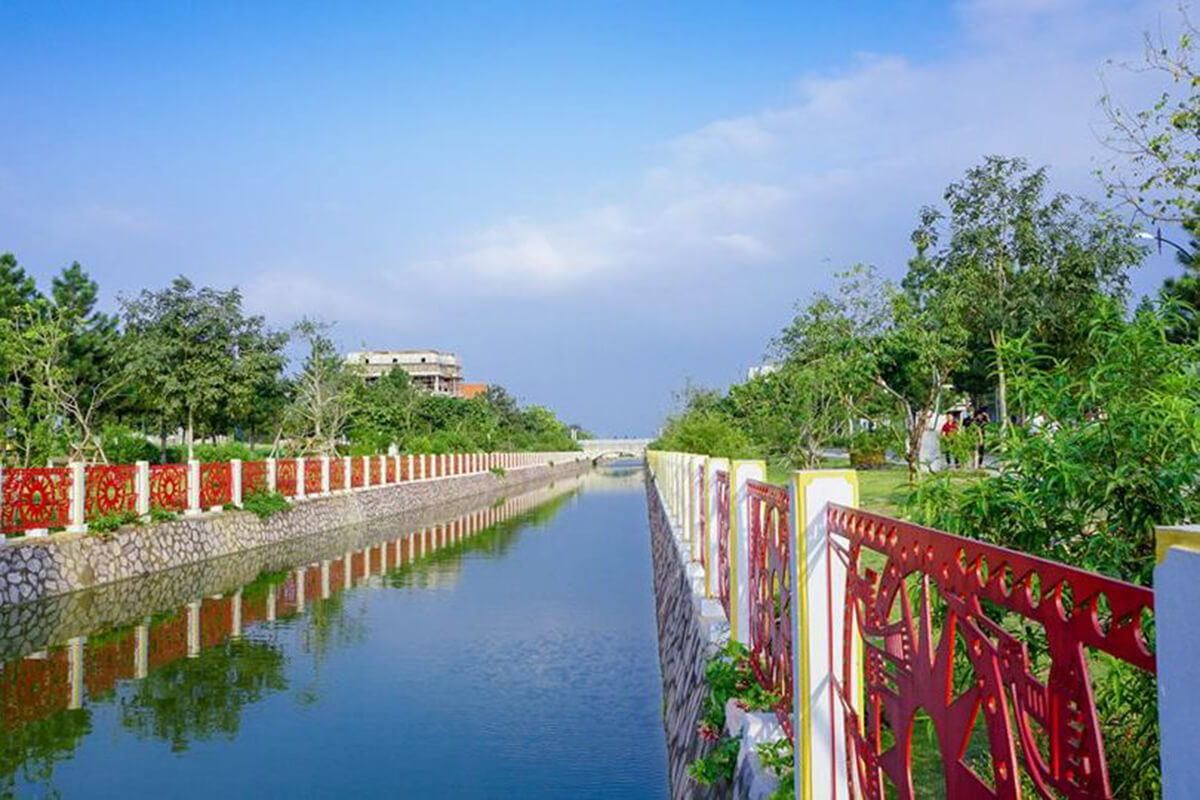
[{"x1": 0, "y1": 465, "x2": 668, "y2": 798}]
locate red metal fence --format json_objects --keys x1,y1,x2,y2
[
  {"x1": 199, "y1": 462, "x2": 232, "y2": 509},
  {"x1": 275, "y1": 459, "x2": 297, "y2": 498},
  {"x1": 304, "y1": 459, "x2": 322, "y2": 496},
  {"x1": 149, "y1": 464, "x2": 187, "y2": 513},
  {"x1": 825, "y1": 503, "x2": 1156, "y2": 800},
  {"x1": 2, "y1": 467, "x2": 71, "y2": 532},
  {"x1": 329, "y1": 459, "x2": 345, "y2": 492},
  {"x1": 746, "y1": 479, "x2": 794, "y2": 739},
  {"x1": 85, "y1": 464, "x2": 137, "y2": 519},
  {"x1": 242, "y1": 461, "x2": 268, "y2": 496}
]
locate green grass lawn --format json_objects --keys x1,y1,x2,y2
[{"x1": 766, "y1": 462, "x2": 912, "y2": 517}]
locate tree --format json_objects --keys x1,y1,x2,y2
[
  {"x1": 286, "y1": 319, "x2": 355, "y2": 455},
  {"x1": 905, "y1": 156, "x2": 1140, "y2": 427},
  {"x1": 0, "y1": 252, "x2": 40, "y2": 321},
  {"x1": 121, "y1": 277, "x2": 284, "y2": 460},
  {"x1": 347, "y1": 367, "x2": 421, "y2": 452}
]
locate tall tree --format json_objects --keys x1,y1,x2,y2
[
  {"x1": 286, "y1": 319, "x2": 355, "y2": 455},
  {"x1": 905, "y1": 156, "x2": 1140, "y2": 426}
]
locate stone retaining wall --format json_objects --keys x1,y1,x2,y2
[
  {"x1": 0, "y1": 460, "x2": 590, "y2": 607},
  {"x1": 646, "y1": 473, "x2": 727, "y2": 800}
]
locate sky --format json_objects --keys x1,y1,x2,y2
[{"x1": 0, "y1": 0, "x2": 1188, "y2": 435}]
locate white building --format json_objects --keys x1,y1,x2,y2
[{"x1": 345, "y1": 350, "x2": 463, "y2": 396}]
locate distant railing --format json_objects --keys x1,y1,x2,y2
[
  {"x1": 747, "y1": 478, "x2": 794, "y2": 739},
  {"x1": 716, "y1": 469, "x2": 731, "y2": 621},
  {"x1": 0, "y1": 450, "x2": 583, "y2": 536}
]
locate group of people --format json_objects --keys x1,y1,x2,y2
[{"x1": 939, "y1": 406, "x2": 991, "y2": 469}]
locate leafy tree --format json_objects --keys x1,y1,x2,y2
[
  {"x1": 121, "y1": 277, "x2": 284, "y2": 461},
  {"x1": 650, "y1": 408, "x2": 754, "y2": 458},
  {"x1": 0, "y1": 252, "x2": 40, "y2": 321},
  {"x1": 905, "y1": 156, "x2": 1141, "y2": 426},
  {"x1": 286, "y1": 319, "x2": 355, "y2": 455}
]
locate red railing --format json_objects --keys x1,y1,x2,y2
[
  {"x1": 149, "y1": 464, "x2": 187, "y2": 513},
  {"x1": 716, "y1": 470, "x2": 731, "y2": 621},
  {"x1": 350, "y1": 459, "x2": 364, "y2": 488},
  {"x1": 826, "y1": 504, "x2": 1156, "y2": 800},
  {"x1": 2, "y1": 467, "x2": 71, "y2": 531},
  {"x1": 199, "y1": 461, "x2": 232, "y2": 509},
  {"x1": 386, "y1": 456, "x2": 397, "y2": 483},
  {"x1": 370, "y1": 456, "x2": 383, "y2": 485},
  {"x1": 304, "y1": 459, "x2": 322, "y2": 495},
  {"x1": 400, "y1": 457, "x2": 410, "y2": 481},
  {"x1": 275, "y1": 459, "x2": 298, "y2": 497},
  {"x1": 746, "y1": 479, "x2": 794, "y2": 738},
  {"x1": 242, "y1": 461, "x2": 268, "y2": 496},
  {"x1": 329, "y1": 459, "x2": 345, "y2": 492},
  {"x1": 85, "y1": 464, "x2": 137, "y2": 519}
]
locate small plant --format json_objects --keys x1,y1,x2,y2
[
  {"x1": 149, "y1": 506, "x2": 178, "y2": 522},
  {"x1": 490, "y1": 466, "x2": 507, "y2": 478},
  {"x1": 89, "y1": 510, "x2": 140, "y2": 533},
  {"x1": 687, "y1": 736, "x2": 740, "y2": 786},
  {"x1": 758, "y1": 738, "x2": 795, "y2": 800},
  {"x1": 241, "y1": 490, "x2": 291, "y2": 519}
]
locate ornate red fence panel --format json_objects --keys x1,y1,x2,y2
[
  {"x1": 199, "y1": 462, "x2": 232, "y2": 509},
  {"x1": 275, "y1": 459, "x2": 298, "y2": 498},
  {"x1": 826, "y1": 504, "x2": 1156, "y2": 800},
  {"x1": 386, "y1": 457, "x2": 397, "y2": 483},
  {"x1": 2, "y1": 467, "x2": 72, "y2": 532},
  {"x1": 241, "y1": 461, "x2": 268, "y2": 496},
  {"x1": 716, "y1": 470, "x2": 732, "y2": 621},
  {"x1": 350, "y1": 458, "x2": 364, "y2": 488},
  {"x1": 400, "y1": 457, "x2": 410, "y2": 481},
  {"x1": 746, "y1": 478, "x2": 793, "y2": 738},
  {"x1": 85, "y1": 464, "x2": 137, "y2": 520},
  {"x1": 304, "y1": 459, "x2": 322, "y2": 495},
  {"x1": 329, "y1": 459, "x2": 345, "y2": 492},
  {"x1": 370, "y1": 456, "x2": 383, "y2": 485},
  {"x1": 149, "y1": 464, "x2": 188, "y2": 513}
]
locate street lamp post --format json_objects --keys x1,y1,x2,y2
[{"x1": 1136, "y1": 227, "x2": 1194, "y2": 260}]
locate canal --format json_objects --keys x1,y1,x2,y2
[{"x1": 0, "y1": 464, "x2": 669, "y2": 798}]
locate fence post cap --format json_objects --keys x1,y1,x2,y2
[{"x1": 1156, "y1": 524, "x2": 1200, "y2": 565}]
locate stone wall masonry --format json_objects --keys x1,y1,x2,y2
[
  {"x1": 646, "y1": 472, "x2": 728, "y2": 800},
  {"x1": 0, "y1": 459, "x2": 590, "y2": 608},
  {"x1": 0, "y1": 472, "x2": 586, "y2": 662}
]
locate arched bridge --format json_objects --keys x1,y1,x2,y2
[{"x1": 578, "y1": 438, "x2": 651, "y2": 463}]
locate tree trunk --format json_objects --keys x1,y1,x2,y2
[
  {"x1": 159, "y1": 418, "x2": 167, "y2": 464},
  {"x1": 991, "y1": 329, "x2": 1009, "y2": 430},
  {"x1": 186, "y1": 406, "x2": 195, "y2": 461}
]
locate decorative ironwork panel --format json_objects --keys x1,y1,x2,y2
[
  {"x1": 2, "y1": 467, "x2": 71, "y2": 532},
  {"x1": 85, "y1": 464, "x2": 137, "y2": 520},
  {"x1": 350, "y1": 458, "x2": 364, "y2": 488},
  {"x1": 386, "y1": 457, "x2": 397, "y2": 483},
  {"x1": 304, "y1": 459, "x2": 322, "y2": 495},
  {"x1": 149, "y1": 464, "x2": 188, "y2": 512},
  {"x1": 199, "y1": 462, "x2": 232, "y2": 509},
  {"x1": 275, "y1": 459, "x2": 298, "y2": 497},
  {"x1": 716, "y1": 470, "x2": 732, "y2": 621},
  {"x1": 400, "y1": 457, "x2": 410, "y2": 481},
  {"x1": 329, "y1": 460, "x2": 345, "y2": 491},
  {"x1": 370, "y1": 456, "x2": 383, "y2": 484},
  {"x1": 241, "y1": 461, "x2": 268, "y2": 496},
  {"x1": 746, "y1": 479, "x2": 793, "y2": 738},
  {"x1": 826, "y1": 504, "x2": 1156, "y2": 800}
]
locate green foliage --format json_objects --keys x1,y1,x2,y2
[
  {"x1": 490, "y1": 466, "x2": 507, "y2": 477},
  {"x1": 687, "y1": 736, "x2": 740, "y2": 786},
  {"x1": 651, "y1": 408, "x2": 755, "y2": 459},
  {"x1": 240, "y1": 490, "x2": 291, "y2": 520},
  {"x1": 757, "y1": 738, "x2": 795, "y2": 800},
  {"x1": 849, "y1": 428, "x2": 890, "y2": 469},
  {"x1": 191, "y1": 441, "x2": 267, "y2": 463},
  {"x1": 89, "y1": 510, "x2": 140, "y2": 533},
  {"x1": 148, "y1": 507, "x2": 178, "y2": 523}
]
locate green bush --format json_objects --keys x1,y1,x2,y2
[
  {"x1": 89, "y1": 510, "x2": 140, "y2": 533},
  {"x1": 849, "y1": 428, "x2": 888, "y2": 469},
  {"x1": 191, "y1": 441, "x2": 268, "y2": 462},
  {"x1": 651, "y1": 409, "x2": 755, "y2": 458},
  {"x1": 241, "y1": 490, "x2": 290, "y2": 520}
]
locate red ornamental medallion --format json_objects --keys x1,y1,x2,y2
[
  {"x1": 2, "y1": 468, "x2": 71, "y2": 532},
  {"x1": 149, "y1": 464, "x2": 188, "y2": 512}
]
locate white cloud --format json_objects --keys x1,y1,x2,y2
[{"x1": 414, "y1": 0, "x2": 1170, "y2": 300}]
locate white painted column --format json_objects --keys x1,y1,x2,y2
[
  {"x1": 186, "y1": 600, "x2": 201, "y2": 657},
  {"x1": 729, "y1": 459, "x2": 764, "y2": 644},
  {"x1": 790, "y1": 470, "x2": 859, "y2": 800},
  {"x1": 406, "y1": 454, "x2": 414, "y2": 482},
  {"x1": 67, "y1": 636, "x2": 85, "y2": 709},
  {"x1": 321, "y1": 456, "x2": 331, "y2": 496},
  {"x1": 185, "y1": 461, "x2": 202, "y2": 517},
  {"x1": 295, "y1": 457, "x2": 307, "y2": 500},
  {"x1": 67, "y1": 462, "x2": 88, "y2": 533},
  {"x1": 362, "y1": 456, "x2": 372, "y2": 487},
  {"x1": 343, "y1": 457, "x2": 352, "y2": 492},
  {"x1": 266, "y1": 457, "x2": 277, "y2": 492},
  {"x1": 230, "y1": 459, "x2": 243, "y2": 507},
  {"x1": 1156, "y1": 525, "x2": 1200, "y2": 798}
]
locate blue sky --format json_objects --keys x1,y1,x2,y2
[{"x1": 0, "y1": 0, "x2": 1185, "y2": 435}]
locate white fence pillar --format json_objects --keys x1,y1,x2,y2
[
  {"x1": 705, "y1": 457, "x2": 729, "y2": 598},
  {"x1": 1156, "y1": 525, "x2": 1200, "y2": 798},
  {"x1": 66, "y1": 462, "x2": 87, "y2": 533},
  {"x1": 295, "y1": 457, "x2": 307, "y2": 500},
  {"x1": 789, "y1": 469, "x2": 859, "y2": 800},
  {"x1": 362, "y1": 456, "x2": 372, "y2": 487},
  {"x1": 729, "y1": 459, "x2": 764, "y2": 644},
  {"x1": 320, "y1": 456, "x2": 331, "y2": 496},
  {"x1": 135, "y1": 461, "x2": 150, "y2": 517},
  {"x1": 185, "y1": 460, "x2": 202, "y2": 517},
  {"x1": 266, "y1": 458, "x2": 277, "y2": 493},
  {"x1": 343, "y1": 457, "x2": 352, "y2": 491},
  {"x1": 230, "y1": 459, "x2": 243, "y2": 507}
]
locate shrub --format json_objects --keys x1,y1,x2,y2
[
  {"x1": 89, "y1": 510, "x2": 140, "y2": 533},
  {"x1": 241, "y1": 490, "x2": 290, "y2": 520}
]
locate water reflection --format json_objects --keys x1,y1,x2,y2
[{"x1": 0, "y1": 479, "x2": 582, "y2": 796}]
